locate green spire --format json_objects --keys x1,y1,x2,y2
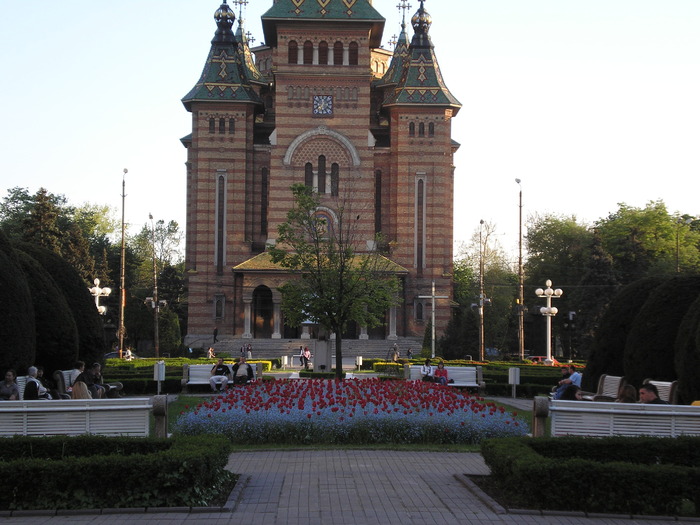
[
  {"x1": 182, "y1": 1, "x2": 263, "y2": 110},
  {"x1": 384, "y1": 1, "x2": 461, "y2": 110},
  {"x1": 235, "y1": 2, "x2": 265, "y2": 84}
]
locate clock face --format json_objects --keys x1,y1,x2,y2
[{"x1": 313, "y1": 95, "x2": 333, "y2": 116}]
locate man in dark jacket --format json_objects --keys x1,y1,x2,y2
[{"x1": 231, "y1": 357, "x2": 254, "y2": 385}]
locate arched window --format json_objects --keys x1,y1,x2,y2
[
  {"x1": 428, "y1": 122, "x2": 435, "y2": 137},
  {"x1": 416, "y1": 302, "x2": 424, "y2": 321},
  {"x1": 331, "y1": 163, "x2": 339, "y2": 196},
  {"x1": 303, "y1": 41, "x2": 313, "y2": 65},
  {"x1": 228, "y1": 118, "x2": 235, "y2": 134},
  {"x1": 418, "y1": 122, "x2": 425, "y2": 137},
  {"x1": 333, "y1": 41, "x2": 343, "y2": 65},
  {"x1": 374, "y1": 170, "x2": 382, "y2": 234},
  {"x1": 209, "y1": 118, "x2": 215, "y2": 134},
  {"x1": 317, "y1": 155, "x2": 327, "y2": 194},
  {"x1": 318, "y1": 41, "x2": 329, "y2": 65},
  {"x1": 305, "y1": 163, "x2": 313, "y2": 188},
  {"x1": 261, "y1": 168, "x2": 269, "y2": 235},
  {"x1": 349, "y1": 42, "x2": 359, "y2": 65},
  {"x1": 409, "y1": 122, "x2": 415, "y2": 137},
  {"x1": 288, "y1": 40, "x2": 298, "y2": 64},
  {"x1": 219, "y1": 118, "x2": 226, "y2": 134}
]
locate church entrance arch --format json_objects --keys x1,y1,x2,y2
[{"x1": 252, "y1": 285, "x2": 273, "y2": 338}]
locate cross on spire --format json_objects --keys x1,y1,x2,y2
[
  {"x1": 397, "y1": 0, "x2": 412, "y2": 22},
  {"x1": 389, "y1": 34, "x2": 398, "y2": 48},
  {"x1": 232, "y1": 0, "x2": 249, "y2": 21}
]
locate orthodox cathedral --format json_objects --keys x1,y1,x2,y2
[{"x1": 181, "y1": 0, "x2": 460, "y2": 345}]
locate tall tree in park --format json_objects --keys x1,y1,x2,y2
[
  {"x1": 674, "y1": 295, "x2": 700, "y2": 404},
  {"x1": 623, "y1": 275, "x2": 700, "y2": 387},
  {"x1": 582, "y1": 276, "x2": 665, "y2": 391},
  {"x1": 567, "y1": 233, "x2": 621, "y2": 358},
  {"x1": 596, "y1": 201, "x2": 700, "y2": 282},
  {"x1": 269, "y1": 184, "x2": 401, "y2": 379},
  {"x1": 20, "y1": 188, "x2": 64, "y2": 255},
  {"x1": 0, "y1": 230, "x2": 35, "y2": 372}
]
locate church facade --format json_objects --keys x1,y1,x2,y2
[{"x1": 181, "y1": 0, "x2": 460, "y2": 344}]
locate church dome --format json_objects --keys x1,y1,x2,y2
[{"x1": 411, "y1": 1, "x2": 432, "y2": 34}]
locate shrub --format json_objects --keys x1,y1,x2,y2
[
  {"x1": 0, "y1": 435, "x2": 235, "y2": 510},
  {"x1": 674, "y1": 295, "x2": 700, "y2": 404}
]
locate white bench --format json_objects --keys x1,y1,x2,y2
[
  {"x1": 579, "y1": 374, "x2": 625, "y2": 401},
  {"x1": 643, "y1": 379, "x2": 678, "y2": 404},
  {"x1": 407, "y1": 365, "x2": 484, "y2": 392},
  {"x1": 533, "y1": 398, "x2": 700, "y2": 438},
  {"x1": 181, "y1": 363, "x2": 260, "y2": 392},
  {"x1": 0, "y1": 398, "x2": 152, "y2": 437}
]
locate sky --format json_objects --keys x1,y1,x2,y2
[{"x1": 1, "y1": 0, "x2": 699, "y2": 266}]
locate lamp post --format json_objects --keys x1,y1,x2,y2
[
  {"x1": 149, "y1": 213, "x2": 160, "y2": 358},
  {"x1": 118, "y1": 168, "x2": 127, "y2": 359},
  {"x1": 535, "y1": 279, "x2": 562, "y2": 363},
  {"x1": 515, "y1": 178, "x2": 525, "y2": 360},
  {"x1": 88, "y1": 278, "x2": 111, "y2": 315},
  {"x1": 478, "y1": 219, "x2": 487, "y2": 361}
]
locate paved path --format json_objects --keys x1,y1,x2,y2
[{"x1": 2, "y1": 450, "x2": 681, "y2": 525}]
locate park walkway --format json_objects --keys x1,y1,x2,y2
[{"x1": 1, "y1": 449, "x2": 683, "y2": 525}]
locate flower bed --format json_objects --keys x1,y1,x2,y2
[{"x1": 174, "y1": 378, "x2": 528, "y2": 444}]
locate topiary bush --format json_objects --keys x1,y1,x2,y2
[
  {"x1": 623, "y1": 275, "x2": 700, "y2": 387},
  {"x1": 674, "y1": 295, "x2": 700, "y2": 404},
  {"x1": 582, "y1": 276, "x2": 665, "y2": 391},
  {"x1": 0, "y1": 230, "x2": 35, "y2": 371}
]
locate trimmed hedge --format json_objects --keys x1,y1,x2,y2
[
  {"x1": 0, "y1": 435, "x2": 235, "y2": 510},
  {"x1": 481, "y1": 436, "x2": 700, "y2": 516}
]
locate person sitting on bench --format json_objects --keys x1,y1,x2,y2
[
  {"x1": 209, "y1": 358, "x2": 231, "y2": 392},
  {"x1": 231, "y1": 357, "x2": 254, "y2": 385}
]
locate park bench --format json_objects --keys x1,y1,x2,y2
[
  {"x1": 0, "y1": 397, "x2": 153, "y2": 437},
  {"x1": 181, "y1": 363, "x2": 260, "y2": 393},
  {"x1": 532, "y1": 397, "x2": 700, "y2": 438},
  {"x1": 643, "y1": 379, "x2": 678, "y2": 404},
  {"x1": 406, "y1": 365, "x2": 484, "y2": 393},
  {"x1": 579, "y1": 374, "x2": 625, "y2": 401}
]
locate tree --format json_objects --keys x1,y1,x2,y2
[
  {"x1": 674, "y1": 295, "x2": 700, "y2": 404},
  {"x1": 623, "y1": 275, "x2": 700, "y2": 386},
  {"x1": 582, "y1": 276, "x2": 665, "y2": 391},
  {"x1": 269, "y1": 184, "x2": 401, "y2": 379},
  {"x1": 596, "y1": 201, "x2": 700, "y2": 282},
  {"x1": 0, "y1": 229, "x2": 35, "y2": 372}
]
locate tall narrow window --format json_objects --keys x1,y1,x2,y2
[
  {"x1": 374, "y1": 170, "x2": 382, "y2": 234},
  {"x1": 349, "y1": 42, "x2": 359, "y2": 65},
  {"x1": 303, "y1": 41, "x2": 313, "y2": 65},
  {"x1": 331, "y1": 163, "x2": 339, "y2": 197},
  {"x1": 261, "y1": 168, "x2": 269, "y2": 236},
  {"x1": 318, "y1": 41, "x2": 328, "y2": 65},
  {"x1": 333, "y1": 41, "x2": 343, "y2": 65},
  {"x1": 317, "y1": 155, "x2": 327, "y2": 194},
  {"x1": 409, "y1": 122, "x2": 415, "y2": 137},
  {"x1": 288, "y1": 40, "x2": 298, "y2": 64},
  {"x1": 216, "y1": 174, "x2": 226, "y2": 274},
  {"x1": 305, "y1": 162, "x2": 313, "y2": 188},
  {"x1": 416, "y1": 302, "x2": 424, "y2": 321},
  {"x1": 209, "y1": 118, "x2": 215, "y2": 133},
  {"x1": 428, "y1": 122, "x2": 435, "y2": 137},
  {"x1": 418, "y1": 122, "x2": 425, "y2": 137},
  {"x1": 215, "y1": 295, "x2": 224, "y2": 319},
  {"x1": 219, "y1": 118, "x2": 226, "y2": 134},
  {"x1": 229, "y1": 118, "x2": 235, "y2": 134},
  {"x1": 416, "y1": 178, "x2": 425, "y2": 271}
]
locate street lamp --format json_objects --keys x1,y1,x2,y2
[
  {"x1": 149, "y1": 213, "x2": 160, "y2": 358},
  {"x1": 478, "y1": 219, "x2": 488, "y2": 361},
  {"x1": 118, "y1": 168, "x2": 127, "y2": 359},
  {"x1": 535, "y1": 279, "x2": 562, "y2": 363},
  {"x1": 88, "y1": 278, "x2": 111, "y2": 315},
  {"x1": 515, "y1": 178, "x2": 524, "y2": 360}
]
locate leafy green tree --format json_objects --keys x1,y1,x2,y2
[
  {"x1": 596, "y1": 201, "x2": 700, "y2": 282},
  {"x1": 269, "y1": 184, "x2": 401, "y2": 379},
  {"x1": 623, "y1": 275, "x2": 700, "y2": 386},
  {"x1": 0, "y1": 230, "x2": 35, "y2": 372},
  {"x1": 21, "y1": 188, "x2": 64, "y2": 255}
]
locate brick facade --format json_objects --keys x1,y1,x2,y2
[{"x1": 182, "y1": 0, "x2": 460, "y2": 344}]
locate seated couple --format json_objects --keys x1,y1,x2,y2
[{"x1": 210, "y1": 357, "x2": 254, "y2": 392}]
